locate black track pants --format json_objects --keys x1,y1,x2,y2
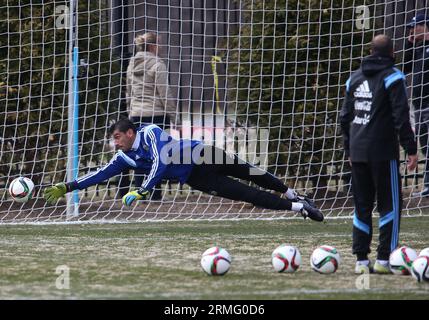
[
  {"x1": 351, "y1": 160, "x2": 401, "y2": 260},
  {"x1": 186, "y1": 146, "x2": 293, "y2": 211}
]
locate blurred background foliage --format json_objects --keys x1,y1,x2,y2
[
  {"x1": 223, "y1": 0, "x2": 376, "y2": 189},
  {"x1": 0, "y1": 0, "x2": 383, "y2": 192},
  {"x1": 0, "y1": 1, "x2": 121, "y2": 185}
]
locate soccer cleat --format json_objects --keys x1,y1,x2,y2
[
  {"x1": 297, "y1": 195, "x2": 316, "y2": 208},
  {"x1": 355, "y1": 261, "x2": 373, "y2": 274},
  {"x1": 291, "y1": 192, "x2": 316, "y2": 208},
  {"x1": 411, "y1": 187, "x2": 429, "y2": 197},
  {"x1": 373, "y1": 261, "x2": 391, "y2": 274},
  {"x1": 299, "y1": 202, "x2": 324, "y2": 222}
]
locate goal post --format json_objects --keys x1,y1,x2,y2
[
  {"x1": 0, "y1": 0, "x2": 428, "y2": 223},
  {"x1": 66, "y1": 0, "x2": 79, "y2": 217}
]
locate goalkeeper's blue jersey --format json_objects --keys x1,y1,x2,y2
[{"x1": 73, "y1": 124, "x2": 202, "y2": 191}]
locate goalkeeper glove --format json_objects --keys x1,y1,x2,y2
[
  {"x1": 44, "y1": 183, "x2": 67, "y2": 204},
  {"x1": 122, "y1": 188, "x2": 150, "y2": 206}
]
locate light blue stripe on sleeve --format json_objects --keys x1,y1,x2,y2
[
  {"x1": 143, "y1": 124, "x2": 160, "y2": 145},
  {"x1": 384, "y1": 71, "x2": 405, "y2": 89},
  {"x1": 346, "y1": 78, "x2": 351, "y2": 92},
  {"x1": 118, "y1": 150, "x2": 137, "y2": 167}
]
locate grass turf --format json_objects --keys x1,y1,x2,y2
[{"x1": 0, "y1": 216, "x2": 428, "y2": 299}]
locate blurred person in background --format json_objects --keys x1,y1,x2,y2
[
  {"x1": 404, "y1": 13, "x2": 429, "y2": 197},
  {"x1": 121, "y1": 32, "x2": 180, "y2": 200}
]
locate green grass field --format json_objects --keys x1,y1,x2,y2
[{"x1": 0, "y1": 216, "x2": 429, "y2": 299}]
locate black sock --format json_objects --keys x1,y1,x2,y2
[{"x1": 357, "y1": 253, "x2": 368, "y2": 261}]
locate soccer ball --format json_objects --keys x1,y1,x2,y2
[
  {"x1": 419, "y1": 247, "x2": 429, "y2": 258},
  {"x1": 200, "y1": 246, "x2": 231, "y2": 276},
  {"x1": 389, "y1": 246, "x2": 418, "y2": 275},
  {"x1": 271, "y1": 244, "x2": 301, "y2": 273},
  {"x1": 411, "y1": 256, "x2": 429, "y2": 283},
  {"x1": 8, "y1": 177, "x2": 35, "y2": 203},
  {"x1": 310, "y1": 245, "x2": 341, "y2": 274}
]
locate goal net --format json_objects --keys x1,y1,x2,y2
[{"x1": 1, "y1": 0, "x2": 428, "y2": 223}]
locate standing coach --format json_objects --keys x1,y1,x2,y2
[
  {"x1": 340, "y1": 35, "x2": 418, "y2": 274},
  {"x1": 404, "y1": 13, "x2": 429, "y2": 197}
]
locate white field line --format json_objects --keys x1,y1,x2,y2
[{"x1": 0, "y1": 214, "x2": 428, "y2": 227}]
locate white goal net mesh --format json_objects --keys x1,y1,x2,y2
[{"x1": 1, "y1": 0, "x2": 429, "y2": 223}]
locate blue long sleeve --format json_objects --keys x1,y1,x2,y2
[
  {"x1": 67, "y1": 125, "x2": 200, "y2": 193},
  {"x1": 75, "y1": 150, "x2": 134, "y2": 190}
]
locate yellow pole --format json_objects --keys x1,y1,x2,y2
[{"x1": 211, "y1": 56, "x2": 222, "y2": 115}]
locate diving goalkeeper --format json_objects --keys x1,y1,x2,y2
[{"x1": 44, "y1": 118, "x2": 323, "y2": 221}]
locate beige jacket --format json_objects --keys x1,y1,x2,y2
[{"x1": 126, "y1": 51, "x2": 177, "y2": 121}]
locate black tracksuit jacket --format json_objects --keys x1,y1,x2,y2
[
  {"x1": 340, "y1": 54, "x2": 417, "y2": 162},
  {"x1": 403, "y1": 39, "x2": 429, "y2": 108}
]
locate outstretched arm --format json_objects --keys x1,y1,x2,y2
[
  {"x1": 44, "y1": 151, "x2": 133, "y2": 204},
  {"x1": 74, "y1": 151, "x2": 135, "y2": 190}
]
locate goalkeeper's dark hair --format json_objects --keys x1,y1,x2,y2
[
  {"x1": 371, "y1": 34, "x2": 394, "y2": 58},
  {"x1": 108, "y1": 118, "x2": 137, "y2": 135}
]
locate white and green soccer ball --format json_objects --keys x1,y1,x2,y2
[
  {"x1": 200, "y1": 246, "x2": 231, "y2": 276},
  {"x1": 389, "y1": 246, "x2": 418, "y2": 275},
  {"x1": 8, "y1": 177, "x2": 35, "y2": 203},
  {"x1": 271, "y1": 244, "x2": 301, "y2": 273},
  {"x1": 419, "y1": 247, "x2": 429, "y2": 258},
  {"x1": 310, "y1": 245, "x2": 341, "y2": 274},
  {"x1": 411, "y1": 256, "x2": 429, "y2": 283}
]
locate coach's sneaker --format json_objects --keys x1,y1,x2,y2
[
  {"x1": 299, "y1": 202, "x2": 324, "y2": 222},
  {"x1": 355, "y1": 260, "x2": 373, "y2": 274},
  {"x1": 373, "y1": 260, "x2": 391, "y2": 274}
]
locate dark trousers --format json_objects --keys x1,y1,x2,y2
[
  {"x1": 186, "y1": 146, "x2": 293, "y2": 210},
  {"x1": 351, "y1": 160, "x2": 401, "y2": 261},
  {"x1": 117, "y1": 115, "x2": 170, "y2": 198},
  {"x1": 415, "y1": 108, "x2": 429, "y2": 187}
]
